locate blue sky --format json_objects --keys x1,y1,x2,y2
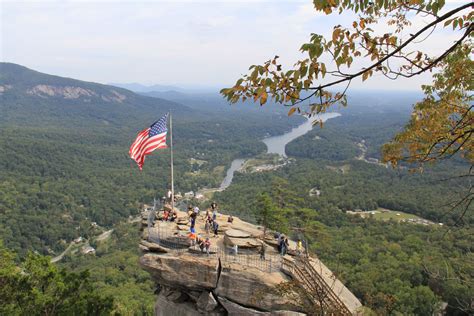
[{"x1": 0, "y1": 0, "x2": 465, "y2": 91}]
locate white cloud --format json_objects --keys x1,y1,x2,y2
[{"x1": 1, "y1": 0, "x2": 465, "y2": 91}]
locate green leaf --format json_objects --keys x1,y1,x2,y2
[
  {"x1": 438, "y1": 0, "x2": 445, "y2": 10},
  {"x1": 300, "y1": 65, "x2": 308, "y2": 77},
  {"x1": 321, "y1": 63, "x2": 327, "y2": 77},
  {"x1": 431, "y1": 2, "x2": 438, "y2": 16}
]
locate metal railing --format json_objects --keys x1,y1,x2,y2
[
  {"x1": 145, "y1": 209, "x2": 354, "y2": 314},
  {"x1": 282, "y1": 256, "x2": 352, "y2": 315},
  {"x1": 146, "y1": 210, "x2": 281, "y2": 272}
]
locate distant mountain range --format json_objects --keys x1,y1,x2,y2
[
  {"x1": 109, "y1": 80, "x2": 421, "y2": 116},
  {"x1": 108, "y1": 82, "x2": 184, "y2": 93},
  {"x1": 0, "y1": 63, "x2": 193, "y2": 128},
  {"x1": 0, "y1": 62, "x2": 421, "y2": 129},
  {"x1": 108, "y1": 82, "x2": 220, "y2": 94}
]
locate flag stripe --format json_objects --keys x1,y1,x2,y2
[
  {"x1": 131, "y1": 132, "x2": 167, "y2": 159},
  {"x1": 129, "y1": 128, "x2": 149, "y2": 157},
  {"x1": 128, "y1": 114, "x2": 169, "y2": 170}
]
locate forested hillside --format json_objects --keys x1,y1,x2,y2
[
  {"x1": 213, "y1": 104, "x2": 472, "y2": 314},
  {"x1": 0, "y1": 63, "x2": 305, "y2": 313},
  {"x1": 0, "y1": 63, "x2": 300, "y2": 256},
  {"x1": 1, "y1": 63, "x2": 472, "y2": 315}
]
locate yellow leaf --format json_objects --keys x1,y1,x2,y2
[
  {"x1": 288, "y1": 107, "x2": 297, "y2": 116},
  {"x1": 332, "y1": 28, "x2": 341, "y2": 42},
  {"x1": 362, "y1": 71, "x2": 368, "y2": 81},
  {"x1": 260, "y1": 91, "x2": 268, "y2": 105}
]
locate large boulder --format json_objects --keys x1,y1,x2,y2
[
  {"x1": 225, "y1": 229, "x2": 251, "y2": 238},
  {"x1": 161, "y1": 236, "x2": 190, "y2": 248},
  {"x1": 177, "y1": 224, "x2": 189, "y2": 231},
  {"x1": 215, "y1": 263, "x2": 301, "y2": 312},
  {"x1": 217, "y1": 296, "x2": 269, "y2": 315},
  {"x1": 163, "y1": 204, "x2": 180, "y2": 213},
  {"x1": 196, "y1": 291, "x2": 218, "y2": 312},
  {"x1": 224, "y1": 235, "x2": 262, "y2": 249},
  {"x1": 217, "y1": 296, "x2": 305, "y2": 316},
  {"x1": 154, "y1": 290, "x2": 201, "y2": 316},
  {"x1": 140, "y1": 240, "x2": 168, "y2": 253},
  {"x1": 140, "y1": 253, "x2": 219, "y2": 290},
  {"x1": 177, "y1": 218, "x2": 189, "y2": 225}
]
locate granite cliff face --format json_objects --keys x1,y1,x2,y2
[
  {"x1": 139, "y1": 205, "x2": 362, "y2": 315},
  {"x1": 26, "y1": 84, "x2": 127, "y2": 102}
]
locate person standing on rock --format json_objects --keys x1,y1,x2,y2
[
  {"x1": 233, "y1": 244, "x2": 238, "y2": 255},
  {"x1": 190, "y1": 211, "x2": 197, "y2": 228},
  {"x1": 204, "y1": 219, "x2": 211, "y2": 236},
  {"x1": 212, "y1": 220, "x2": 219, "y2": 237},
  {"x1": 198, "y1": 235, "x2": 205, "y2": 253},
  {"x1": 189, "y1": 229, "x2": 196, "y2": 246},
  {"x1": 277, "y1": 233, "x2": 283, "y2": 254},
  {"x1": 279, "y1": 238, "x2": 286, "y2": 256},
  {"x1": 259, "y1": 243, "x2": 266, "y2": 260},
  {"x1": 297, "y1": 239, "x2": 303, "y2": 255},
  {"x1": 204, "y1": 238, "x2": 211, "y2": 255},
  {"x1": 170, "y1": 211, "x2": 177, "y2": 222}
]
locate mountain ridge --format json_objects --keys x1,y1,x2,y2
[{"x1": 0, "y1": 63, "x2": 195, "y2": 128}]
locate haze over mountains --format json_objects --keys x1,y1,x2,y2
[
  {"x1": 108, "y1": 83, "x2": 184, "y2": 93},
  {"x1": 0, "y1": 63, "x2": 193, "y2": 129},
  {"x1": 108, "y1": 81, "x2": 422, "y2": 119}
]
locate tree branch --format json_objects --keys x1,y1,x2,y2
[{"x1": 306, "y1": 3, "x2": 473, "y2": 91}]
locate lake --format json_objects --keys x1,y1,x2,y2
[
  {"x1": 218, "y1": 112, "x2": 341, "y2": 189},
  {"x1": 262, "y1": 112, "x2": 341, "y2": 157}
]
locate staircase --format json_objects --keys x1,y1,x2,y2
[{"x1": 281, "y1": 255, "x2": 361, "y2": 315}]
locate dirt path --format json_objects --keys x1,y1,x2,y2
[
  {"x1": 95, "y1": 229, "x2": 114, "y2": 241},
  {"x1": 51, "y1": 242, "x2": 74, "y2": 263},
  {"x1": 355, "y1": 140, "x2": 388, "y2": 168}
]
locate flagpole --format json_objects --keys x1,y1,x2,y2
[{"x1": 170, "y1": 112, "x2": 175, "y2": 212}]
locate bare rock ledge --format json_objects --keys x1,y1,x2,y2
[{"x1": 140, "y1": 206, "x2": 362, "y2": 315}]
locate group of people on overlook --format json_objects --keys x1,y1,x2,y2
[
  {"x1": 187, "y1": 201, "x2": 230, "y2": 255},
  {"x1": 159, "y1": 194, "x2": 306, "y2": 258}
]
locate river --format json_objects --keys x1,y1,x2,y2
[
  {"x1": 219, "y1": 158, "x2": 246, "y2": 190},
  {"x1": 218, "y1": 112, "x2": 341, "y2": 190}
]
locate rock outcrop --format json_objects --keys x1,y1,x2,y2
[{"x1": 139, "y1": 206, "x2": 362, "y2": 315}]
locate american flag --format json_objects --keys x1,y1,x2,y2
[{"x1": 129, "y1": 113, "x2": 168, "y2": 170}]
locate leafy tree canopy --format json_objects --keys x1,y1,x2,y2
[
  {"x1": 221, "y1": 0, "x2": 473, "y2": 168},
  {"x1": 0, "y1": 241, "x2": 114, "y2": 315}
]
